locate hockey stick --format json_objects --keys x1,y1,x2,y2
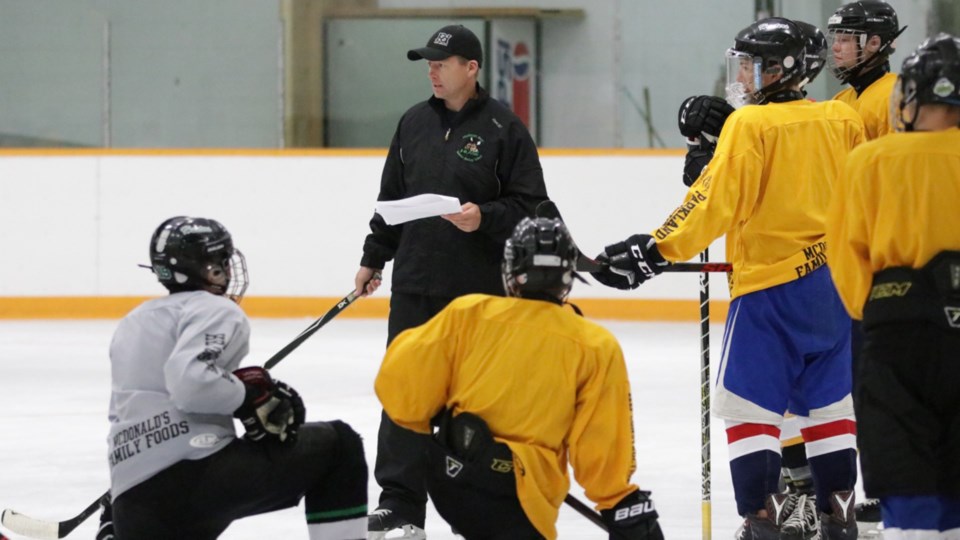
[
  {"x1": 1, "y1": 290, "x2": 365, "y2": 539},
  {"x1": 563, "y1": 494, "x2": 608, "y2": 532},
  {"x1": 532, "y1": 200, "x2": 731, "y2": 274},
  {"x1": 0, "y1": 494, "x2": 104, "y2": 540},
  {"x1": 264, "y1": 290, "x2": 360, "y2": 369},
  {"x1": 699, "y1": 249, "x2": 713, "y2": 540}
]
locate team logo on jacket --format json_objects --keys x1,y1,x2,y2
[
  {"x1": 445, "y1": 456, "x2": 464, "y2": 478},
  {"x1": 457, "y1": 134, "x2": 484, "y2": 162},
  {"x1": 490, "y1": 458, "x2": 513, "y2": 473}
]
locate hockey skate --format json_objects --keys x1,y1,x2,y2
[
  {"x1": 734, "y1": 494, "x2": 794, "y2": 540},
  {"x1": 781, "y1": 493, "x2": 820, "y2": 540},
  {"x1": 368, "y1": 508, "x2": 426, "y2": 540},
  {"x1": 820, "y1": 490, "x2": 857, "y2": 540},
  {"x1": 854, "y1": 498, "x2": 882, "y2": 539}
]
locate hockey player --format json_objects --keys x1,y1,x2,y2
[
  {"x1": 593, "y1": 18, "x2": 864, "y2": 540},
  {"x1": 827, "y1": 2, "x2": 907, "y2": 528},
  {"x1": 826, "y1": 33, "x2": 960, "y2": 540},
  {"x1": 105, "y1": 216, "x2": 367, "y2": 539},
  {"x1": 678, "y1": 23, "x2": 830, "y2": 538},
  {"x1": 374, "y1": 217, "x2": 663, "y2": 540},
  {"x1": 828, "y1": 0, "x2": 906, "y2": 140},
  {"x1": 353, "y1": 23, "x2": 548, "y2": 539}
]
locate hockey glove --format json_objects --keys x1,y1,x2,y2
[
  {"x1": 601, "y1": 490, "x2": 664, "y2": 540},
  {"x1": 682, "y1": 144, "x2": 714, "y2": 187},
  {"x1": 678, "y1": 95, "x2": 734, "y2": 145},
  {"x1": 233, "y1": 367, "x2": 306, "y2": 443},
  {"x1": 590, "y1": 234, "x2": 667, "y2": 290}
]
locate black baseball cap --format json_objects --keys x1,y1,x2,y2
[{"x1": 407, "y1": 24, "x2": 483, "y2": 67}]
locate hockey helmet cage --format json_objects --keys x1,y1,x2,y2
[
  {"x1": 725, "y1": 17, "x2": 807, "y2": 108},
  {"x1": 794, "y1": 20, "x2": 829, "y2": 88},
  {"x1": 149, "y1": 216, "x2": 249, "y2": 302},
  {"x1": 502, "y1": 217, "x2": 578, "y2": 301},
  {"x1": 827, "y1": 0, "x2": 905, "y2": 83},
  {"x1": 892, "y1": 33, "x2": 960, "y2": 132}
]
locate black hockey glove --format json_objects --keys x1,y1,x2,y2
[
  {"x1": 682, "y1": 144, "x2": 714, "y2": 187},
  {"x1": 678, "y1": 95, "x2": 734, "y2": 145},
  {"x1": 590, "y1": 234, "x2": 667, "y2": 290},
  {"x1": 233, "y1": 367, "x2": 306, "y2": 443},
  {"x1": 96, "y1": 493, "x2": 114, "y2": 540},
  {"x1": 601, "y1": 490, "x2": 664, "y2": 540}
]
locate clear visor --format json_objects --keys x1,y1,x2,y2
[
  {"x1": 889, "y1": 76, "x2": 916, "y2": 132},
  {"x1": 725, "y1": 49, "x2": 761, "y2": 109},
  {"x1": 827, "y1": 29, "x2": 868, "y2": 79}
]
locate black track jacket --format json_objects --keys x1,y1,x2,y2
[{"x1": 361, "y1": 85, "x2": 548, "y2": 298}]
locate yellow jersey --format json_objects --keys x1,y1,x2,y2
[
  {"x1": 653, "y1": 99, "x2": 865, "y2": 298},
  {"x1": 832, "y1": 72, "x2": 898, "y2": 141},
  {"x1": 374, "y1": 294, "x2": 638, "y2": 539},
  {"x1": 826, "y1": 128, "x2": 960, "y2": 320}
]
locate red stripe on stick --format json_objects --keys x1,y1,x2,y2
[{"x1": 726, "y1": 423, "x2": 781, "y2": 444}]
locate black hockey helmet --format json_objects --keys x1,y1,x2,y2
[
  {"x1": 827, "y1": 0, "x2": 905, "y2": 82},
  {"x1": 794, "y1": 20, "x2": 828, "y2": 88},
  {"x1": 502, "y1": 217, "x2": 578, "y2": 301},
  {"x1": 725, "y1": 17, "x2": 807, "y2": 108},
  {"x1": 149, "y1": 216, "x2": 249, "y2": 302},
  {"x1": 892, "y1": 33, "x2": 960, "y2": 132}
]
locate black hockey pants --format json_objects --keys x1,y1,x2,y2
[
  {"x1": 112, "y1": 421, "x2": 367, "y2": 539},
  {"x1": 425, "y1": 411, "x2": 543, "y2": 539}
]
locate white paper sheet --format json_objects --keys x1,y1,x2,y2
[{"x1": 375, "y1": 194, "x2": 462, "y2": 225}]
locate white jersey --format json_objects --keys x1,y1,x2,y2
[{"x1": 107, "y1": 291, "x2": 250, "y2": 498}]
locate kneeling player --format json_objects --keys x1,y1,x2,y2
[
  {"x1": 374, "y1": 217, "x2": 664, "y2": 540},
  {"x1": 103, "y1": 216, "x2": 367, "y2": 539}
]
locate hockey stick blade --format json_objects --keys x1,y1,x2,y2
[
  {"x1": 2, "y1": 493, "x2": 103, "y2": 539},
  {"x1": 533, "y1": 200, "x2": 731, "y2": 274}
]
